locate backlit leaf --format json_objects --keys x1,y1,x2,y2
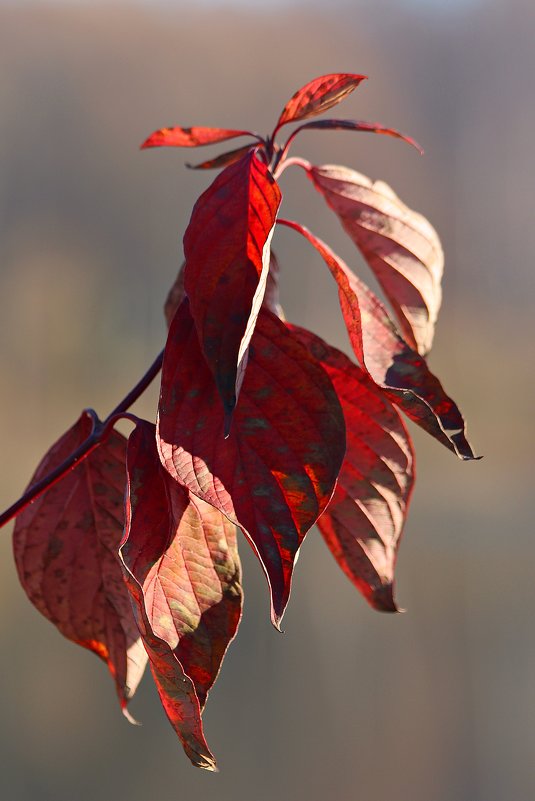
[
  {"x1": 157, "y1": 300, "x2": 345, "y2": 627},
  {"x1": 291, "y1": 326, "x2": 414, "y2": 612},
  {"x1": 141, "y1": 126, "x2": 258, "y2": 149},
  {"x1": 13, "y1": 411, "x2": 147, "y2": 717},
  {"x1": 275, "y1": 73, "x2": 367, "y2": 130},
  {"x1": 183, "y1": 150, "x2": 281, "y2": 428},
  {"x1": 309, "y1": 164, "x2": 443, "y2": 354},
  {"x1": 120, "y1": 421, "x2": 242, "y2": 769},
  {"x1": 280, "y1": 219, "x2": 477, "y2": 460},
  {"x1": 164, "y1": 250, "x2": 283, "y2": 329}
]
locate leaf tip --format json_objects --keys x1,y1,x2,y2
[
  {"x1": 270, "y1": 607, "x2": 285, "y2": 633},
  {"x1": 195, "y1": 755, "x2": 219, "y2": 773},
  {"x1": 223, "y1": 408, "x2": 235, "y2": 439},
  {"x1": 370, "y1": 583, "x2": 401, "y2": 613},
  {"x1": 464, "y1": 452, "x2": 483, "y2": 462},
  {"x1": 121, "y1": 704, "x2": 142, "y2": 726},
  {"x1": 457, "y1": 444, "x2": 482, "y2": 462}
]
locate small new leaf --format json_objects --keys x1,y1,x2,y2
[
  {"x1": 291, "y1": 119, "x2": 423, "y2": 154},
  {"x1": 141, "y1": 126, "x2": 258, "y2": 149},
  {"x1": 276, "y1": 73, "x2": 367, "y2": 130}
]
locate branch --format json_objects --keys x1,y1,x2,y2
[{"x1": 0, "y1": 349, "x2": 164, "y2": 529}]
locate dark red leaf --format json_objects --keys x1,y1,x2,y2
[
  {"x1": 120, "y1": 421, "x2": 242, "y2": 770},
  {"x1": 279, "y1": 219, "x2": 477, "y2": 460},
  {"x1": 141, "y1": 126, "x2": 258, "y2": 149},
  {"x1": 290, "y1": 326, "x2": 415, "y2": 612},
  {"x1": 275, "y1": 73, "x2": 367, "y2": 130},
  {"x1": 290, "y1": 119, "x2": 423, "y2": 154},
  {"x1": 12, "y1": 411, "x2": 147, "y2": 717},
  {"x1": 164, "y1": 250, "x2": 283, "y2": 329},
  {"x1": 263, "y1": 250, "x2": 285, "y2": 320},
  {"x1": 157, "y1": 300, "x2": 345, "y2": 627},
  {"x1": 309, "y1": 164, "x2": 442, "y2": 354},
  {"x1": 164, "y1": 262, "x2": 187, "y2": 329},
  {"x1": 183, "y1": 150, "x2": 282, "y2": 427},
  {"x1": 186, "y1": 143, "x2": 255, "y2": 170}
]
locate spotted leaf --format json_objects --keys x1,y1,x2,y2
[
  {"x1": 13, "y1": 411, "x2": 147, "y2": 717},
  {"x1": 291, "y1": 326, "x2": 414, "y2": 611},
  {"x1": 280, "y1": 219, "x2": 476, "y2": 460},
  {"x1": 157, "y1": 300, "x2": 345, "y2": 627},
  {"x1": 309, "y1": 164, "x2": 443, "y2": 355},
  {"x1": 164, "y1": 250, "x2": 283, "y2": 330},
  {"x1": 120, "y1": 421, "x2": 242, "y2": 769},
  {"x1": 183, "y1": 150, "x2": 281, "y2": 429}
]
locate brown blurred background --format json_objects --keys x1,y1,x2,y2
[{"x1": 0, "y1": 1, "x2": 534, "y2": 799}]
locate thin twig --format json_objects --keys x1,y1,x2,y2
[{"x1": 0, "y1": 349, "x2": 163, "y2": 529}]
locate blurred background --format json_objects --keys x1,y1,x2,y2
[{"x1": 0, "y1": 1, "x2": 534, "y2": 799}]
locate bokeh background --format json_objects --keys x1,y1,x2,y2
[{"x1": 1, "y1": 1, "x2": 534, "y2": 799}]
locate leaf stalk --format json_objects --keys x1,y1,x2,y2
[{"x1": 0, "y1": 349, "x2": 164, "y2": 528}]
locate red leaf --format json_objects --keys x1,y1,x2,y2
[
  {"x1": 12, "y1": 411, "x2": 147, "y2": 717},
  {"x1": 280, "y1": 219, "x2": 477, "y2": 460},
  {"x1": 309, "y1": 164, "x2": 443, "y2": 355},
  {"x1": 141, "y1": 126, "x2": 258, "y2": 149},
  {"x1": 157, "y1": 300, "x2": 346, "y2": 627},
  {"x1": 263, "y1": 250, "x2": 285, "y2": 320},
  {"x1": 183, "y1": 150, "x2": 282, "y2": 427},
  {"x1": 120, "y1": 422, "x2": 242, "y2": 770},
  {"x1": 290, "y1": 119, "x2": 423, "y2": 154},
  {"x1": 164, "y1": 250, "x2": 283, "y2": 329},
  {"x1": 275, "y1": 74, "x2": 367, "y2": 130},
  {"x1": 186, "y1": 143, "x2": 255, "y2": 170},
  {"x1": 164, "y1": 262, "x2": 187, "y2": 329},
  {"x1": 290, "y1": 326, "x2": 415, "y2": 612}
]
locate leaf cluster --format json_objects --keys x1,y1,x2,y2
[{"x1": 3, "y1": 74, "x2": 477, "y2": 771}]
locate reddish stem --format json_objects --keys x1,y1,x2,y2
[
  {"x1": 273, "y1": 155, "x2": 312, "y2": 180},
  {"x1": 0, "y1": 349, "x2": 163, "y2": 529}
]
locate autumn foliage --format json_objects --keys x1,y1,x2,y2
[{"x1": 1, "y1": 74, "x2": 477, "y2": 771}]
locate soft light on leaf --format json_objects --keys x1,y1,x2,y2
[
  {"x1": 280, "y1": 219, "x2": 477, "y2": 460},
  {"x1": 291, "y1": 326, "x2": 414, "y2": 611},
  {"x1": 157, "y1": 300, "x2": 346, "y2": 627},
  {"x1": 309, "y1": 164, "x2": 443, "y2": 355},
  {"x1": 183, "y1": 150, "x2": 281, "y2": 428},
  {"x1": 164, "y1": 250, "x2": 283, "y2": 330},
  {"x1": 275, "y1": 73, "x2": 367, "y2": 130},
  {"x1": 120, "y1": 421, "x2": 242, "y2": 769},
  {"x1": 13, "y1": 411, "x2": 147, "y2": 716}
]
